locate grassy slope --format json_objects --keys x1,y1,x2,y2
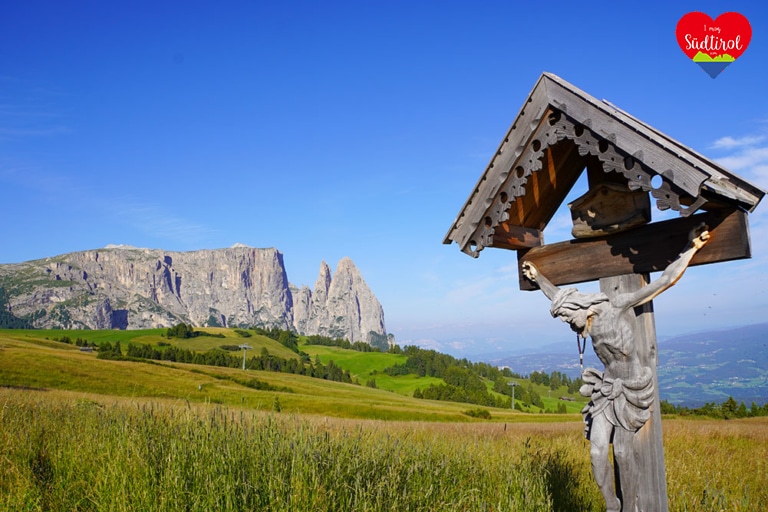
[
  {"x1": 4, "y1": 390, "x2": 765, "y2": 511},
  {"x1": 1, "y1": 328, "x2": 589, "y2": 420},
  {"x1": 1, "y1": 327, "x2": 301, "y2": 360},
  {"x1": 300, "y1": 343, "x2": 445, "y2": 396},
  {"x1": 1, "y1": 329, "x2": 579, "y2": 423},
  {"x1": 302, "y1": 342, "x2": 587, "y2": 414},
  {"x1": 2, "y1": 329, "x2": 766, "y2": 510}
]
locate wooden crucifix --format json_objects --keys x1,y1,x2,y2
[
  {"x1": 514, "y1": 161, "x2": 756, "y2": 511},
  {"x1": 443, "y1": 74, "x2": 765, "y2": 512},
  {"x1": 520, "y1": 209, "x2": 713, "y2": 512}
]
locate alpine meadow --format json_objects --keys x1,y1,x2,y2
[{"x1": 2, "y1": 328, "x2": 767, "y2": 511}]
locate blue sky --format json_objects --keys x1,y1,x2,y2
[{"x1": 1, "y1": 1, "x2": 767, "y2": 357}]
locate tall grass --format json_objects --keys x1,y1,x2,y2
[
  {"x1": 663, "y1": 418, "x2": 768, "y2": 511},
  {"x1": 1, "y1": 390, "x2": 563, "y2": 511},
  {"x1": 2, "y1": 389, "x2": 765, "y2": 511}
]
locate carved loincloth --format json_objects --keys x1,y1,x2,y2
[{"x1": 579, "y1": 366, "x2": 654, "y2": 438}]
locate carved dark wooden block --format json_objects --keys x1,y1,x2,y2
[{"x1": 569, "y1": 183, "x2": 651, "y2": 238}]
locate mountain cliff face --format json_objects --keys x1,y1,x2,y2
[{"x1": 0, "y1": 246, "x2": 387, "y2": 343}]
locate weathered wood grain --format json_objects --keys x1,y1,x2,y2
[
  {"x1": 445, "y1": 73, "x2": 764, "y2": 259},
  {"x1": 491, "y1": 225, "x2": 543, "y2": 250},
  {"x1": 517, "y1": 208, "x2": 750, "y2": 290},
  {"x1": 569, "y1": 183, "x2": 651, "y2": 238},
  {"x1": 600, "y1": 274, "x2": 669, "y2": 512}
]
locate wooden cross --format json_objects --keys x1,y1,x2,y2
[
  {"x1": 519, "y1": 198, "x2": 749, "y2": 511},
  {"x1": 443, "y1": 74, "x2": 764, "y2": 511}
]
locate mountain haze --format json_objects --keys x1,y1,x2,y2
[
  {"x1": 489, "y1": 323, "x2": 768, "y2": 406},
  {"x1": 0, "y1": 246, "x2": 388, "y2": 344}
]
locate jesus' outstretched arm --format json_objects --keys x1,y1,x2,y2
[
  {"x1": 614, "y1": 223, "x2": 710, "y2": 310},
  {"x1": 521, "y1": 261, "x2": 560, "y2": 301}
]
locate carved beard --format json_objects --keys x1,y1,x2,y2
[{"x1": 565, "y1": 310, "x2": 592, "y2": 338}]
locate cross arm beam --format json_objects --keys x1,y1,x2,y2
[{"x1": 517, "y1": 208, "x2": 750, "y2": 290}]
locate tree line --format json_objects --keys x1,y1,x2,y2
[
  {"x1": 412, "y1": 365, "x2": 512, "y2": 409},
  {"x1": 383, "y1": 345, "x2": 521, "y2": 382},
  {"x1": 166, "y1": 323, "x2": 225, "y2": 339},
  {"x1": 95, "y1": 339, "x2": 355, "y2": 385},
  {"x1": 528, "y1": 370, "x2": 584, "y2": 394},
  {"x1": 303, "y1": 334, "x2": 381, "y2": 352},
  {"x1": 0, "y1": 287, "x2": 35, "y2": 329},
  {"x1": 384, "y1": 346, "x2": 579, "y2": 412},
  {"x1": 660, "y1": 397, "x2": 768, "y2": 419}
]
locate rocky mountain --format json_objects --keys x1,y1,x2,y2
[
  {"x1": 294, "y1": 258, "x2": 387, "y2": 342},
  {"x1": 0, "y1": 245, "x2": 388, "y2": 344}
]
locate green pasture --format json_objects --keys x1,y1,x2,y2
[
  {"x1": 2, "y1": 328, "x2": 766, "y2": 511},
  {"x1": 0, "y1": 328, "x2": 587, "y2": 420},
  {"x1": 1, "y1": 327, "x2": 300, "y2": 360},
  {"x1": 300, "y1": 342, "x2": 585, "y2": 412},
  {"x1": 2, "y1": 330, "x2": 567, "y2": 422},
  {"x1": 299, "y1": 343, "x2": 449, "y2": 396},
  {"x1": 1, "y1": 328, "x2": 163, "y2": 345},
  {"x1": 300, "y1": 343, "x2": 407, "y2": 375}
]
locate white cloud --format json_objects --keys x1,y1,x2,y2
[
  {"x1": 448, "y1": 339, "x2": 477, "y2": 351},
  {"x1": 716, "y1": 147, "x2": 768, "y2": 171},
  {"x1": 444, "y1": 264, "x2": 520, "y2": 305},
  {"x1": 402, "y1": 338, "x2": 445, "y2": 351},
  {"x1": 711, "y1": 135, "x2": 766, "y2": 149},
  {"x1": 712, "y1": 135, "x2": 768, "y2": 189}
]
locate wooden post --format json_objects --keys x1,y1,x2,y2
[{"x1": 601, "y1": 273, "x2": 669, "y2": 512}]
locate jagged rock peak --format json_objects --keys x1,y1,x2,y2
[
  {"x1": 292, "y1": 257, "x2": 387, "y2": 343},
  {"x1": 314, "y1": 261, "x2": 332, "y2": 301}
]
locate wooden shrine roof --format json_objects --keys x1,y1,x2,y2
[{"x1": 444, "y1": 73, "x2": 765, "y2": 259}]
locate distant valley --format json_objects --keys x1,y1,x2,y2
[{"x1": 489, "y1": 323, "x2": 768, "y2": 407}]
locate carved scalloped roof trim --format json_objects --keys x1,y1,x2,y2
[
  {"x1": 444, "y1": 75, "x2": 551, "y2": 255},
  {"x1": 461, "y1": 110, "x2": 680, "y2": 257},
  {"x1": 444, "y1": 73, "x2": 766, "y2": 258},
  {"x1": 545, "y1": 75, "x2": 764, "y2": 206}
]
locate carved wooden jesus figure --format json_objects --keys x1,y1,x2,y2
[{"x1": 522, "y1": 224, "x2": 710, "y2": 512}]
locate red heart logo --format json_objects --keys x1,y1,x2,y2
[{"x1": 676, "y1": 12, "x2": 752, "y2": 78}]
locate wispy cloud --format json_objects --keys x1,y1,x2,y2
[
  {"x1": 0, "y1": 161, "x2": 88, "y2": 195},
  {"x1": 706, "y1": 130, "x2": 768, "y2": 272},
  {"x1": 445, "y1": 269, "x2": 517, "y2": 305},
  {"x1": 0, "y1": 77, "x2": 70, "y2": 141},
  {"x1": 715, "y1": 147, "x2": 768, "y2": 170},
  {"x1": 401, "y1": 338, "x2": 445, "y2": 352},
  {"x1": 0, "y1": 125, "x2": 70, "y2": 138},
  {"x1": 708, "y1": 130, "x2": 768, "y2": 189},
  {"x1": 107, "y1": 201, "x2": 217, "y2": 245},
  {"x1": 711, "y1": 135, "x2": 766, "y2": 149},
  {"x1": 0, "y1": 161, "x2": 217, "y2": 247}
]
